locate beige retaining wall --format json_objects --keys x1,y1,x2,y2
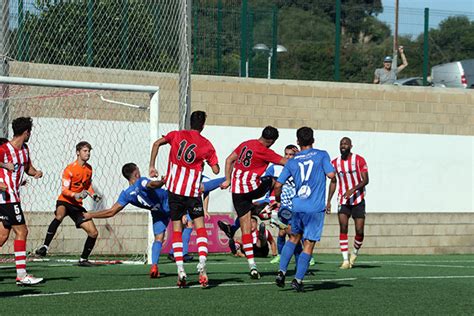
[{"x1": 0, "y1": 62, "x2": 472, "y2": 256}]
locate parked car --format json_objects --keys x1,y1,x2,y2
[
  {"x1": 393, "y1": 77, "x2": 424, "y2": 86},
  {"x1": 431, "y1": 59, "x2": 474, "y2": 89}
]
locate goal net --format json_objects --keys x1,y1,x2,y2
[{"x1": 0, "y1": 77, "x2": 174, "y2": 263}]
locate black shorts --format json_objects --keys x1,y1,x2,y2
[
  {"x1": 168, "y1": 191, "x2": 204, "y2": 222},
  {"x1": 56, "y1": 200, "x2": 89, "y2": 228},
  {"x1": 338, "y1": 200, "x2": 366, "y2": 219},
  {"x1": 232, "y1": 176, "x2": 273, "y2": 218},
  {"x1": 253, "y1": 243, "x2": 269, "y2": 258},
  {"x1": 0, "y1": 203, "x2": 26, "y2": 228}
]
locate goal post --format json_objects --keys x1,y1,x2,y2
[{"x1": 0, "y1": 76, "x2": 166, "y2": 263}]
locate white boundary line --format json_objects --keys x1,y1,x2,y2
[
  {"x1": 20, "y1": 278, "x2": 357, "y2": 298},
  {"x1": 17, "y1": 275, "x2": 474, "y2": 298}
]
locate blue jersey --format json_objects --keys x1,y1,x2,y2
[
  {"x1": 277, "y1": 148, "x2": 334, "y2": 213},
  {"x1": 117, "y1": 177, "x2": 169, "y2": 216}
]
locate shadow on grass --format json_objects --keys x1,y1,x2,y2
[
  {"x1": 281, "y1": 281, "x2": 353, "y2": 293},
  {"x1": 0, "y1": 289, "x2": 41, "y2": 298},
  {"x1": 351, "y1": 264, "x2": 380, "y2": 269}
]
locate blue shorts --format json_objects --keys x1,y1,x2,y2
[
  {"x1": 152, "y1": 212, "x2": 170, "y2": 235},
  {"x1": 290, "y1": 211, "x2": 325, "y2": 242}
]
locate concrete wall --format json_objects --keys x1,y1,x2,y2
[{"x1": 0, "y1": 62, "x2": 472, "y2": 256}]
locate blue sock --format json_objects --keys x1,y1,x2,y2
[
  {"x1": 295, "y1": 252, "x2": 312, "y2": 281},
  {"x1": 202, "y1": 177, "x2": 226, "y2": 193},
  {"x1": 294, "y1": 242, "x2": 303, "y2": 266},
  {"x1": 182, "y1": 227, "x2": 192, "y2": 255},
  {"x1": 279, "y1": 241, "x2": 297, "y2": 273},
  {"x1": 231, "y1": 218, "x2": 240, "y2": 233},
  {"x1": 152, "y1": 241, "x2": 162, "y2": 265},
  {"x1": 277, "y1": 235, "x2": 286, "y2": 254}
]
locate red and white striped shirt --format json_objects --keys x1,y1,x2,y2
[
  {"x1": 251, "y1": 228, "x2": 274, "y2": 245},
  {"x1": 0, "y1": 142, "x2": 30, "y2": 204},
  {"x1": 332, "y1": 153, "x2": 368, "y2": 206},
  {"x1": 231, "y1": 140, "x2": 282, "y2": 194},
  {"x1": 164, "y1": 130, "x2": 218, "y2": 197}
]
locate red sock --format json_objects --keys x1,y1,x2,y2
[
  {"x1": 14, "y1": 240, "x2": 27, "y2": 277},
  {"x1": 354, "y1": 234, "x2": 364, "y2": 253},
  {"x1": 172, "y1": 231, "x2": 183, "y2": 266},
  {"x1": 242, "y1": 233, "x2": 255, "y2": 265},
  {"x1": 339, "y1": 233, "x2": 349, "y2": 261},
  {"x1": 196, "y1": 227, "x2": 208, "y2": 262}
]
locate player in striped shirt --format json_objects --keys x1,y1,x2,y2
[
  {"x1": 221, "y1": 126, "x2": 286, "y2": 279},
  {"x1": 0, "y1": 117, "x2": 44, "y2": 285},
  {"x1": 149, "y1": 111, "x2": 219, "y2": 288},
  {"x1": 36, "y1": 141, "x2": 102, "y2": 266},
  {"x1": 327, "y1": 137, "x2": 369, "y2": 269}
]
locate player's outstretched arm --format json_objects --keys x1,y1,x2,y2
[
  {"x1": 326, "y1": 177, "x2": 337, "y2": 214},
  {"x1": 26, "y1": 162, "x2": 43, "y2": 179},
  {"x1": 273, "y1": 181, "x2": 283, "y2": 203},
  {"x1": 83, "y1": 203, "x2": 125, "y2": 220},
  {"x1": 210, "y1": 163, "x2": 220, "y2": 175},
  {"x1": 221, "y1": 152, "x2": 238, "y2": 189},
  {"x1": 0, "y1": 180, "x2": 6, "y2": 191},
  {"x1": 146, "y1": 178, "x2": 166, "y2": 189},
  {"x1": 149, "y1": 137, "x2": 168, "y2": 177}
]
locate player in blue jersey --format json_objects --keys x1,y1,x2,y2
[
  {"x1": 274, "y1": 127, "x2": 335, "y2": 292},
  {"x1": 83, "y1": 163, "x2": 169, "y2": 278}
]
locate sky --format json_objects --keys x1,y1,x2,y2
[{"x1": 379, "y1": 0, "x2": 474, "y2": 36}]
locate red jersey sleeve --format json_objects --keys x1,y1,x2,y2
[
  {"x1": 357, "y1": 155, "x2": 368, "y2": 173},
  {"x1": 205, "y1": 142, "x2": 218, "y2": 167},
  {"x1": 164, "y1": 131, "x2": 176, "y2": 143},
  {"x1": 264, "y1": 147, "x2": 283, "y2": 165}
]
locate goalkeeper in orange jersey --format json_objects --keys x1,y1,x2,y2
[{"x1": 36, "y1": 141, "x2": 102, "y2": 266}]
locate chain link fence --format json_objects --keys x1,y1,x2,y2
[{"x1": 2, "y1": 1, "x2": 471, "y2": 85}]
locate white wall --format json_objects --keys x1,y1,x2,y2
[
  {"x1": 202, "y1": 126, "x2": 474, "y2": 213},
  {"x1": 19, "y1": 119, "x2": 473, "y2": 213}
]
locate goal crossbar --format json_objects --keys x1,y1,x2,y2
[{"x1": 0, "y1": 76, "x2": 159, "y2": 94}]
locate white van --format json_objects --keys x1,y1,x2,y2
[{"x1": 431, "y1": 59, "x2": 474, "y2": 89}]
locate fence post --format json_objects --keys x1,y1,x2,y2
[
  {"x1": 120, "y1": 0, "x2": 129, "y2": 69},
  {"x1": 17, "y1": 0, "x2": 24, "y2": 61},
  {"x1": 217, "y1": 0, "x2": 223, "y2": 75},
  {"x1": 334, "y1": 0, "x2": 341, "y2": 82},
  {"x1": 1, "y1": 0, "x2": 10, "y2": 137},
  {"x1": 240, "y1": 0, "x2": 247, "y2": 77},
  {"x1": 192, "y1": 2, "x2": 198, "y2": 73},
  {"x1": 248, "y1": 10, "x2": 254, "y2": 77},
  {"x1": 423, "y1": 8, "x2": 429, "y2": 86},
  {"x1": 87, "y1": 0, "x2": 93, "y2": 66},
  {"x1": 271, "y1": 5, "x2": 278, "y2": 79}
]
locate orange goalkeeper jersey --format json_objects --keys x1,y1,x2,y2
[{"x1": 57, "y1": 160, "x2": 94, "y2": 206}]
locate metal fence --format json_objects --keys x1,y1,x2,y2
[{"x1": 1, "y1": 0, "x2": 473, "y2": 84}]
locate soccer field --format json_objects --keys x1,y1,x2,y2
[{"x1": 1, "y1": 254, "x2": 473, "y2": 315}]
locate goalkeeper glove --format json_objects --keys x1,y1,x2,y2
[
  {"x1": 90, "y1": 193, "x2": 102, "y2": 203},
  {"x1": 74, "y1": 190, "x2": 89, "y2": 200}
]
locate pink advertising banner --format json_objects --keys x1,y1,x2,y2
[{"x1": 161, "y1": 214, "x2": 234, "y2": 253}]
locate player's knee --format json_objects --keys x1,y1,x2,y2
[
  {"x1": 339, "y1": 225, "x2": 348, "y2": 233},
  {"x1": 0, "y1": 233, "x2": 8, "y2": 246},
  {"x1": 89, "y1": 229, "x2": 98, "y2": 239}
]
